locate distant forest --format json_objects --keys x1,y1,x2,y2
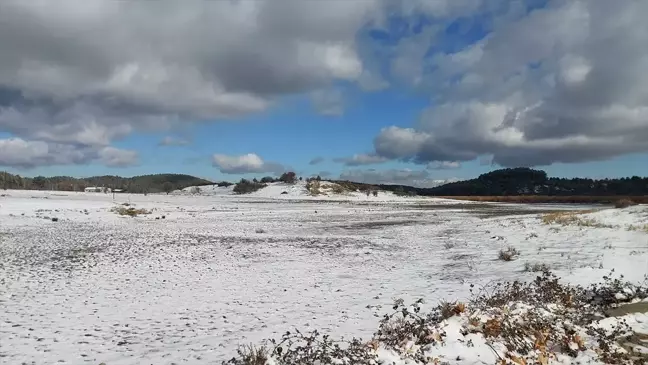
[
  {"x1": 0, "y1": 172, "x2": 213, "y2": 194},
  {"x1": 1, "y1": 168, "x2": 647, "y2": 197},
  {"x1": 424, "y1": 168, "x2": 648, "y2": 196},
  {"x1": 338, "y1": 168, "x2": 648, "y2": 197}
]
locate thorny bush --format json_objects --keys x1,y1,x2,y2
[{"x1": 224, "y1": 271, "x2": 648, "y2": 365}]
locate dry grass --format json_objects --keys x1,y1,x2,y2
[
  {"x1": 439, "y1": 195, "x2": 648, "y2": 204},
  {"x1": 627, "y1": 224, "x2": 648, "y2": 233},
  {"x1": 498, "y1": 246, "x2": 520, "y2": 261},
  {"x1": 227, "y1": 345, "x2": 268, "y2": 365},
  {"x1": 320, "y1": 183, "x2": 349, "y2": 195},
  {"x1": 541, "y1": 211, "x2": 613, "y2": 228},
  {"x1": 524, "y1": 262, "x2": 551, "y2": 272},
  {"x1": 111, "y1": 206, "x2": 151, "y2": 217},
  {"x1": 305, "y1": 180, "x2": 321, "y2": 195},
  {"x1": 615, "y1": 198, "x2": 637, "y2": 208}
]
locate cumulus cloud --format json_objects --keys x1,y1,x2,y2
[
  {"x1": 0, "y1": 0, "x2": 382, "y2": 165},
  {"x1": 0, "y1": 137, "x2": 136, "y2": 168},
  {"x1": 334, "y1": 153, "x2": 388, "y2": 166},
  {"x1": 339, "y1": 168, "x2": 452, "y2": 188},
  {"x1": 159, "y1": 136, "x2": 191, "y2": 147},
  {"x1": 309, "y1": 157, "x2": 325, "y2": 165},
  {"x1": 98, "y1": 147, "x2": 139, "y2": 167},
  {"x1": 3, "y1": 0, "x2": 646, "y2": 170},
  {"x1": 212, "y1": 153, "x2": 285, "y2": 174},
  {"x1": 372, "y1": 0, "x2": 648, "y2": 167}
]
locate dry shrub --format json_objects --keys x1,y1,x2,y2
[
  {"x1": 627, "y1": 224, "x2": 648, "y2": 233},
  {"x1": 112, "y1": 206, "x2": 151, "y2": 217},
  {"x1": 524, "y1": 262, "x2": 551, "y2": 272},
  {"x1": 499, "y1": 247, "x2": 520, "y2": 261},
  {"x1": 615, "y1": 199, "x2": 636, "y2": 209},
  {"x1": 224, "y1": 329, "x2": 376, "y2": 365},
  {"x1": 321, "y1": 183, "x2": 348, "y2": 194},
  {"x1": 541, "y1": 211, "x2": 613, "y2": 228},
  {"x1": 226, "y1": 345, "x2": 269, "y2": 365},
  {"x1": 306, "y1": 180, "x2": 321, "y2": 195},
  {"x1": 224, "y1": 272, "x2": 648, "y2": 365}
]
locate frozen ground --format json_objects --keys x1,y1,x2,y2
[{"x1": 0, "y1": 186, "x2": 647, "y2": 364}]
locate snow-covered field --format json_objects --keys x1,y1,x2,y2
[{"x1": 1, "y1": 184, "x2": 647, "y2": 364}]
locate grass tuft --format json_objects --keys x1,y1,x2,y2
[
  {"x1": 541, "y1": 211, "x2": 613, "y2": 228},
  {"x1": 112, "y1": 206, "x2": 151, "y2": 217},
  {"x1": 498, "y1": 246, "x2": 520, "y2": 261}
]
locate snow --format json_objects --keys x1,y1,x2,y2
[
  {"x1": 0, "y1": 188, "x2": 647, "y2": 364},
  {"x1": 175, "y1": 180, "x2": 463, "y2": 203}
]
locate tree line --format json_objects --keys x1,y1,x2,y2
[{"x1": 0, "y1": 172, "x2": 213, "y2": 194}]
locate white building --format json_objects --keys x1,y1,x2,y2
[{"x1": 84, "y1": 187, "x2": 110, "y2": 193}]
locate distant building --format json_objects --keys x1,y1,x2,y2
[{"x1": 84, "y1": 187, "x2": 111, "y2": 193}]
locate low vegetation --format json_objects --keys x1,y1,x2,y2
[
  {"x1": 233, "y1": 179, "x2": 267, "y2": 194},
  {"x1": 615, "y1": 198, "x2": 637, "y2": 208},
  {"x1": 524, "y1": 261, "x2": 551, "y2": 272},
  {"x1": 111, "y1": 204, "x2": 151, "y2": 217},
  {"x1": 305, "y1": 180, "x2": 321, "y2": 195},
  {"x1": 498, "y1": 246, "x2": 520, "y2": 261},
  {"x1": 224, "y1": 272, "x2": 648, "y2": 365},
  {"x1": 627, "y1": 224, "x2": 648, "y2": 233},
  {"x1": 541, "y1": 211, "x2": 614, "y2": 228}
]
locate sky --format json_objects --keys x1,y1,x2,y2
[{"x1": 0, "y1": 0, "x2": 646, "y2": 187}]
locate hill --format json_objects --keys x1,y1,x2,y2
[
  {"x1": 2, "y1": 167, "x2": 647, "y2": 199},
  {"x1": 426, "y1": 167, "x2": 648, "y2": 196},
  {"x1": 0, "y1": 172, "x2": 212, "y2": 194}
]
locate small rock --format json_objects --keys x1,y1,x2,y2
[{"x1": 51, "y1": 217, "x2": 59, "y2": 222}]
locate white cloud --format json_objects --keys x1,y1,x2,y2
[
  {"x1": 212, "y1": 153, "x2": 284, "y2": 174},
  {"x1": 0, "y1": 0, "x2": 383, "y2": 164},
  {"x1": 339, "y1": 168, "x2": 454, "y2": 188},
  {"x1": 0, "y1": 137, "x2": 136, "y2": 168},
  {"x1": 334, "y1": 153, "x2": 388, "y2": 166},
  {"x1": 373, "y1": 0, "x2": 648, "y2": 166},
  {"x1": 98, "y1": 147, "x2": 139, "y2": 167}
]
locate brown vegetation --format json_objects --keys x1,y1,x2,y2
[
  {"x1": 439, "y1": 195, "x2": 648, "y2": 204},
  {"x1": 111, "y1": 205, "x2": 151, "y2": 217},
  {"x1": 541, "y1": 211, "x2": 614, "y2": 228},
  {"x1": 224, "y1": 272, "x2": 648, "y2": 365},
  {"x1": 498, "y1": 247, "x2": 520, "y2": 261},
  {"x1": 615, "y1": 198, "x2": 637, "y2": 208}
]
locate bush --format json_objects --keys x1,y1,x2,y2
[
  {"x1": 524, "y1": 262, "x2": 551, "y2": 272},
  {"x1": 615, "y1": 198, "x2": 636, "y2": 209},
  {"x1": 306, "y1": 180, "x2": 321, "y2": 195},
  {"x1": 112, "y1": 206, "x2": 151, "y2": 217},
  {"x1": 217, "y1": 181, "x2": 233, "y2": 187},
  {"x1": 233, "y1": 179, "x2": 267, "y2": 194},
  {"x1": 224, "y1": 272, "x2": 648, "y2": 365},
  {"x1": 260, "y1": 176, "x2": 276, "y2": 183},
  {"x1": 498, "y1": 246, "x2": 520, "y2": 261},
  {"x1": 279, "y1": 172, "x2": 297, "y2": 184}
]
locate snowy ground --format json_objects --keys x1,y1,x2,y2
[{"x1": 0, "y1": 185, "x2": 647, "y2": 364}]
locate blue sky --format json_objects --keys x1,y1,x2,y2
[{"x1": 0, "y1": 1, "x2": 646, "y2": 186}]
